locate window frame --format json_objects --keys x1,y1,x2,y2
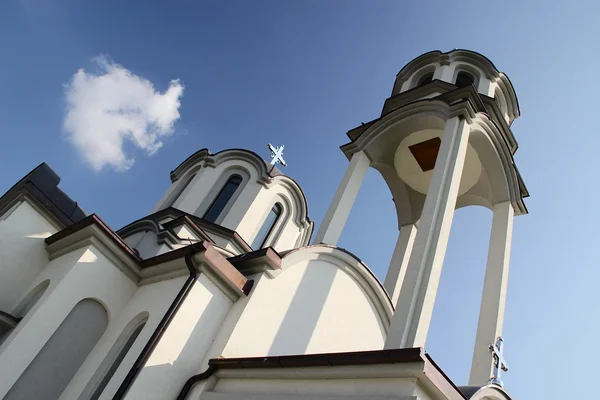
[
  {"x1": 203, "y1": 174, "x2": 243, "y2": 223},
  {"x1": 252, "y1": 202, "x2": 283, "y2": 249}
]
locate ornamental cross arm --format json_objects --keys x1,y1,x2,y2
[
  {"x1": 488, "y1": 336, "x2": 509, "y2": 388},
  {"x1": 267, "y1": 143, "x2": 287, "y2": 167}
]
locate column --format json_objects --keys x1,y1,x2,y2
[
  {"x1": 469, "y1": 201, "x2": 514, "y2": 385},
  {"x1": 385, "y1": 116, "x2": 470, "y2": 349},
  {"x1": 434, "y1": 64, "x2": 454, "y2": 83},
  {"x1": 313, "y1": 150, "x2": 370, "y2": 246},
  {"x1": 384, "y1": 224, "x2": 417, "y2": 305}
]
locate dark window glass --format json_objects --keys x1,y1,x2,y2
[
  {"x1": 455, "y1": 71, "x2": 475, "y2": 88},
  {"x1": 204, "y1": 175, "x2": 242, "y2": 223},
  {"x1": 251, "y1": 203, "x2": 282, "y2": 249},
  {"x1": 417, "y1": 72, "x2": 434, "y2": 87},
  {"x1": 89, "y1": 321, "x2": 146, "y2": 400}
]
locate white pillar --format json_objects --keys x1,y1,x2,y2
[
  {"x1": 469, "y1": 201, "x2": 514, "y2": 385},
  {"x1": 385, "y1": 116, "x2": 470, "y2": 349},
  {"x1": 314, "y1": 150, "x2": 370, "y2": 245},
  {"x1": 384, "y1": 224, "x2": 417, "y2": 305},
  {"x1": 434, "y1": 65, "x2": 454, "y2": 83}
]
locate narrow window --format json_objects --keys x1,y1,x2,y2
[
  {"x1": 203, "y1": 175, "x2": 242, "y2": 223},
  {"x1": 455, "y1": 71, "x2": 475, "y2": 88},
  {"x1": 417, "y1": 72, "x2": 434, "y2": 87},
  {"x1": 5, "y1": 299, "x2": 108, "y2": 400},
  {"x1": 252, "y1": 203, "x2": 282, "y2": 249},
  {"x1": 88, "y1": 319, "x2": 146, "y2": 400}
]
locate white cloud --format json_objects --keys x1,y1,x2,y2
[{"x1": 64, "y1": 55, "x2": 184, "y2": 171}]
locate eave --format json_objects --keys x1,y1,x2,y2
[{"x1": 44, "y1": 214, "x2": 251, "y2": 298}]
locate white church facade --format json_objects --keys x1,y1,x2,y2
[{"x1": 0, "y1": 49, "x2": 527, "y2": 400}]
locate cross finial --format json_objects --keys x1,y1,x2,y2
[
  {"x1": 488, "y1": 336, "x2": 509, "y2": 388},
  {"x1": 267, "y1": 143, "x2": 287, "y2": 167}
]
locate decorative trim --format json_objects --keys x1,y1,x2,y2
[
  {"x1": 228, "y1": 247, "x2": 282, "y2": 278},
  {"x1": 282, "y1": 245, "x2": 394, "y2": 329},
  {"x1": 176, "y1": 347, "x2": 466, "y2": 400}
]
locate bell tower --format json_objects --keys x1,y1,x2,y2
[{"x1": 314, "y1": 49, "x2": 528, "y2": 385}]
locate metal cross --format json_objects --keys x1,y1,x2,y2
[
  {"x1": 488, "y1": 337, "x2": 509, "y2": 388},
  {"x1": 268, "y1": 143, "x2": 287, "y2": 167}
]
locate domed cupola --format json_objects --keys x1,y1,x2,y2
[
  {"x1": 389, "y1": 49, "x2": 520, "y2": 126},
  {"x1": 147, "y1": 148, "x2": 313, "y2": 254}
]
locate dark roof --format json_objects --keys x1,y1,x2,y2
[
  {"x1": 458, "y1": 386, "x2": 483, "y2": 398},
  {"x1": 0, "y1": 163, "x2": 86, "y2": 227}
]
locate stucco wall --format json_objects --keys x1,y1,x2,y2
[
  {"x1": 124, "y1": 272, "x2": 234, "y2": 400},
  {"x1": 152, "y1": 150, "x2": 311, "y2": 251},
  {"x1": 0, "y1": 244, "x2": 138, "y2": 399},
  {"x1": 0, "y1": 200, "x2": 58, "y2": 312},
  {"x1": 205, "y1": 373, "x2": 434, "y2": 400},
  {"x1": 62, "y1": 276, "x2": 186, "y2": 400},
  {"x1": 235, "y1": 179, "x2": 304, "y2": 252},
  {"x1": 5, "y1": 299, "x2": 109, "y2": 400},
  {"x1": 222, "y1": 248, "x2": 389, "y2": 358},
  {"x1": 401, "y1": 61, "x2": 493, "y2": 96}
]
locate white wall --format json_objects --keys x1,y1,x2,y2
[
  {"x1": 66, "y1": 275, "x2": 187, "y2": 400},
  {"x1": 153, "y1": 150, "x2": 311, "y2": 252},
  {"x1": 401, "y1": 62, "x2": 493, "y2": 97},
  {"x1": 124, "y1": 272, "x2": 234, "y2": 400},
  {"x1": 210, "y1": 376, "x2": 430, "y2": 400},
  {"x1": 0, "y1": 244, "x2": 138, "y2": 399},
  {"x1": 174, "y1": 159, "x2": 260, "y2": 224},
  {"x1": 235, "y1": 179, "x2": 304, "y2": 252},
  {"x1": 0, "y1": 200, "x2": 58, "y2": 312},
  {"x1": 222, "y1": 248, "x2": 389, "y2": 358}
]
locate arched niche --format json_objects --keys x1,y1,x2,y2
[{"x1": 5, "y1": 298, "x2": 108, "y2": 400}]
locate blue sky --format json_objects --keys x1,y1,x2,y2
[{"x1": 0, "y1": 1, "x2": 596, "y2": 398}]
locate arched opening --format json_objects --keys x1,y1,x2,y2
[
  {"x1": 417, "y1": 72, "x2": 434, "y2": 87},
  {"x1": 427, "y1": 206, "x2": 492, "y2": 383},
  {"x1": 456, "y1": 71, "x2": 476, "y2": 88},
  {"x1": 86, "y1": 314, "x2": 148, "y2": 400},
  {"x1": 203, "y1": 174, "x2": 243, "y2": 223},
  {"x1": 252, "y1": 203, "x2": 283, "y2": 249},
  {"x1": 12, "y1": 279, "x2": 50, "y2": 318},
  {"x1": 2, "y1": 280, "x2": 51, "y2": 346},
  {"x1": 338, "y1": 168, "x2": 398, "y2": 281},
  {"x1": 5, "y1": 299, "x2": 108, "y2": 400}
]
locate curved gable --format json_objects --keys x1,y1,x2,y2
[{"x1": 222, "y1": 245, "x2": 392, "y2": 358}]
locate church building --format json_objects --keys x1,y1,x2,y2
[{"x1": 0, "y1": 49, "x2": 527, "y2": 400}]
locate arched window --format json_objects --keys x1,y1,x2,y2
[
  {"x1": 88, "y1": 317, "x2": 147, "y2": 400},
  {"x1": 416, "y1": 72, "x2": 434, "y2": 87},
  {"x1": 5, "y1": 299, "x2": 108, "y2": 400},
  {"x1": 455, "y1": 71, "x2": 475, "y2": 88},
  {"x1": 204, "y1": 175, "x2": 242, "y2": 223},
  {"x1": 251, "y1": 203, "x2": 282, "y2": 249}
]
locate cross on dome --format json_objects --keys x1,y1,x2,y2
[
  {"x1": 488, "y1": 337, "x2": 509, "y2": 388},
  {"x1": 268, "y1": 143, "x2": 287, "y2": 167}
]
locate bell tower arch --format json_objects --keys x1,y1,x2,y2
[{"x1": 314, "y1": 49, "x2": 528, "y2": 386}]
